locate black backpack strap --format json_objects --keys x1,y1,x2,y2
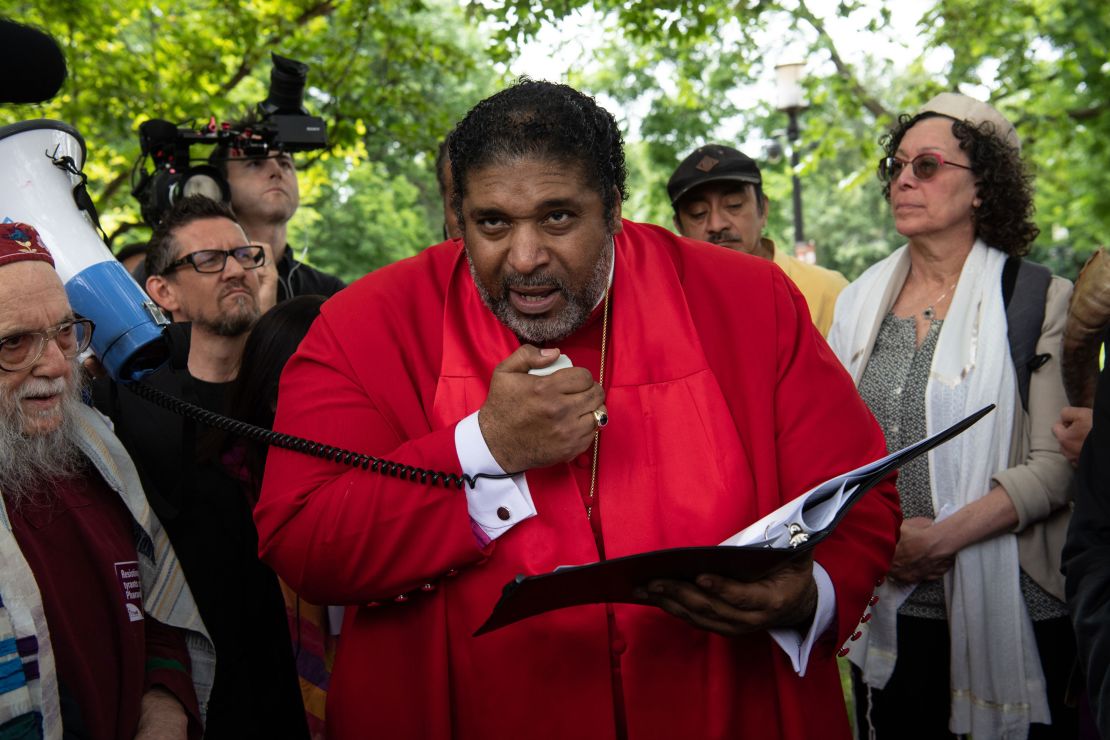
[
  {"x1": 1003, "y1": 256, "x2": 1053, "y2": 412},
  {"x1": 1002, "y1": 255, "x2": 1020, "y2": 306}
]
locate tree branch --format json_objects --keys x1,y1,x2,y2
[
  {"x1": 217, "y1": 1, "x2": 339, "y2": 97},
  {"x1": 1069, "y1": 103, "x2": 1108, "y2": 121},
  {"x1": 793, "y1": 0, "x2": 892, "y2": 121},
  {"x1": 106, "y1": 220, "x2": 148, "y2": 248},
  {"x1": 101, "y1": 171, "x2": 131, "y2": 203},
  {"x1": 995, "y1": 81, "x2": 1106, "y2": 123}
]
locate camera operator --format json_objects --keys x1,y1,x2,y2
[
  {"x1": 131, "y1": 54, "x2": 344, "y2": 302},
  {"x1": 210, "y1": 116, "x2": 345, "y2": 301}
]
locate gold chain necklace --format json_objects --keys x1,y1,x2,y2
[{"x1": 586, "y1": 288, "x2": 610, "y2": 522}]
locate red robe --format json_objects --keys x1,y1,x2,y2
[{"x1": 255, "y1": 220, "x2": 900, "y2": 740}]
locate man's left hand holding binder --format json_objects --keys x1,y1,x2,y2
[{"x1": 634, "y1": 553, "x2": 820, "y2": 637}]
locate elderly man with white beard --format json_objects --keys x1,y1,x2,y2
[{"x1": 0, "y1": 222, "x2": 213, "y2": 738}]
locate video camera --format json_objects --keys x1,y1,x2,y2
[{"x1": 131, "y1": 52, "x2": 327, "y2": 227}]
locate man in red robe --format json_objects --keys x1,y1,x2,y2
[{"x1": 255, "y1": 80, "x2": 900, "y2": 739}]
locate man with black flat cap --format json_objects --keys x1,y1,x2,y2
[{"x1": 668, "y1": 144, "x2": 847, "y2": 335}]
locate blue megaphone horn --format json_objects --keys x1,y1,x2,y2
[{"x1": 0, "y1": 120, "x2": 169, "y2": 381}]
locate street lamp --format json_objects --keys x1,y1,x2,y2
[{"x1": 775, "y1": 61, "x2": 808, "y2": 254}]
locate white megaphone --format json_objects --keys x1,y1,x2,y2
[{"x1": 0, "y1": 120, "x2": 169, "y2": 381}]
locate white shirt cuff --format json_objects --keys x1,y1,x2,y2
[
  {"x1": 455, "y1": 411, "x2": 537, "y2": 540},
  {"x1": 767, "y1": 562, "x2": 836, "y2": 676}
]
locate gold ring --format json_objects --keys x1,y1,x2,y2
[{"x1": 593, "y1": 405, "x2": 609, "y2": 429}]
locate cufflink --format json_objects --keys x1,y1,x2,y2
[{"x1": 497, "y1": 506, "x2": 511, "y2": 521}]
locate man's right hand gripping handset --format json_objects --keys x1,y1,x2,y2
[{"x1": 478, "y1": 347, "x2": 602, "y2": 473}]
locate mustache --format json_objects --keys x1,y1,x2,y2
[
  {"x1": 707, "y1": 230, "x2": 742, "y2": 244},
  {"x1": 501, "y1": 271, "x2": 568, "y2": 293},
  {"x1": 14, "y1": 377, "x2": 68, "y2": 401},
  {"x1": 220, "y1": 279, "x2": 256, "y2": 299}
]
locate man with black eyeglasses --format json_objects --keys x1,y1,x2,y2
[
  {"x1": 92, "y1": 196, "x2": 309, "y2": 738},
  {"x1": 142, "y1": 199, "x2": 273, "y2": 379}
]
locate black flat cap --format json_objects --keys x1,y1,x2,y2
[{"x1": 667, "y1": 144, "x2": 761, "y2": 205}]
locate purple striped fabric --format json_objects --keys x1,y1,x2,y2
[{"x1": 15, "y1": 636, "x2": 36, "y2": 657}]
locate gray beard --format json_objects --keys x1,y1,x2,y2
[
  {"x1": 0, "y1": 363, "x2": 87, "y2": 508},
  {"x1": 468, "y1": 237, "x2": 613, "y2": 345}
]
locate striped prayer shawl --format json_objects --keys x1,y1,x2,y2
[{"x1": 0, "y1": 403, "x2": 215, "y2": 737}]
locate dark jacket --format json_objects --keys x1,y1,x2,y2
[
  {"x1": 1063, "y1": 341, "x2": 1110, "y2": 740},
  {"x1": 92, "y1": 364, "x2": 309, "y2": 740},
  {"x1": 276, "y1": 244, "x2": 345, "y2": 302}
]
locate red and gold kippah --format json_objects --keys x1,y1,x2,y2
[{"x1": 0, "y1": 222, "x2": 55, "y2": 268}]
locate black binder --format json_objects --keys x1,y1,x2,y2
[{"x1": 475, "y1": 405, "x2": 994, "y2": 636}]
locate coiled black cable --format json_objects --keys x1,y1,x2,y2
[{"x1": 123, "y1": 380, "x2": 517, "y2": 490}]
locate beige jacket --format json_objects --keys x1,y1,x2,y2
[{"x1": 995, "y1": 275, "x2": 1074, "y2": 600}]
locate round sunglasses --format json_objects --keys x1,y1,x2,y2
[{"x1": 878, "y1": 153, "x2": 973, "y2": 183}]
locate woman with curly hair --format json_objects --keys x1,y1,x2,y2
[{"x1": 828, "y1": 94, "x2": 1076, "y2": 739}]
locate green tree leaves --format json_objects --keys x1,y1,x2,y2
[
  {"x1": 486, "y1": 0, "x2": 1108, "y2": 278},
  {"x1": 3, "y1": 0, "x2": 499, "y2": 274},
  {"x1": 3, "y1": 1, "x2": 1105, "y2": 280}
]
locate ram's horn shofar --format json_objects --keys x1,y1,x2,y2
[{"x1": 1062, "y1": 248, "x2": 1110, "y2": 408}]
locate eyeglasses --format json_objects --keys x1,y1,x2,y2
[
  {"x1": 878, "y1": 153, "x2": 973, "y2": 183},
  {"x1": 162, "y1": 245, "x2": 266, "y2": 275},
  {"x1": 0, "y1": 318, "x2": 95, "y2": 372}
]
